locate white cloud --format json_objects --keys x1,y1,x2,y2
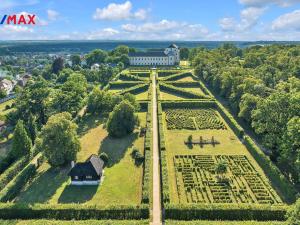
[
  {"x1": 122, "y1": 20, "x2": 209, "y2": 40},
  {"x1": 47, "y1": 10, "x2": 59, "y2": 21},
  {"x1": 239, "y1": 0, "x2": 300, "y2": 7},
  {"x1": 272, "y1": 9, "x2": 300, "y2": 30},
  {"x1": 93, "y1": 1, "x2": 147, "y2": 21},
  {"x1": 220, "y1": 7, "x2": 265, "y2": 32},
  {"x1": 86, "y1": 28, "x2": 120, "y2": 40}
]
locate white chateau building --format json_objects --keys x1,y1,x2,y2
[{"x1": 129, "y1": 44, "x2": 180, "y2": 66}]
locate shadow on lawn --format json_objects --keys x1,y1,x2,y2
[
  {"x1": 16, "y1": 165, "x2": 69, "y2": 204},
  {"x1": 99, "y1": 132, "x2": 138, "y2": 168},
  {"x1": 77, "y1": 114, "x2": 107, "y2": 137},
  {"x1": 58, "y1": 185, "x2": 98, "y2": 204}
]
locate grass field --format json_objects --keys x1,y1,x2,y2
[
  {"x1": 135, "y1": 90, "x2": 149, "y2": 100},
  {"x1": 161, "y1": 108, "x2": 283, "y2": 204},
  {"x1": 160, "y1": 90, "x2": 189, "y2": 100},
  {"x1": 15, "y1": 112, "x2": 147, "y2": 205}
]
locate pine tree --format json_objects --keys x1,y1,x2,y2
[
  {"x1": 26, "y1": 113, "x2": 38, "y2": 144},
  {"x1": 11, "y1": 120, "x2": 32, "y2": 159}
]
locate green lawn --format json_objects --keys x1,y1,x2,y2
[
  {"x1": 160, "y1": 90, "x2": 188, "y2": 100},
  {"x1": 182, "y1": 87, "x2": 205, "y2": 96},
  {"x1": 15, "y1": 112, "x2": 147, "y2": 205},
  {"x1": 161, "y1": 109, "x2": 282, "y2": 204},
  {"x1": 0, "y1": 99, "x2": 14, "y2": 118},
  {"x1": 135, "y1": 90, "x2": 149, "y2": 100}
]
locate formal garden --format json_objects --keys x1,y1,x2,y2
[{"x1": 156, "y1": 69, "x2": 298, "y2": 222}]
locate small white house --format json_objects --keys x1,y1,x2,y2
[{"x1": 0, "y1": 79, "x2": 13, "y2": 95}]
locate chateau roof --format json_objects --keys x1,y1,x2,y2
[
  {"x1": 168, "y1": 44, "x2": 178, "y2": 48},
  {"x1": 128, "y1": 51, "x2": 167, "y2": 57}
]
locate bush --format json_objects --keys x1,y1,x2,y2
[
  {"x1": 99, "y1": 153, "x2": 109, "y2": 166},
  {"x1": 164, "y1": 204, "x2": 288, "y2": 221},
  {"x1": 0, "y1": 204, "x2": 149, "y2": 220},
  {"x1": 119, "y1": 84, "x2": 149, "y2": 95}
]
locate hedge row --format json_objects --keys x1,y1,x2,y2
[
  {"x1": 119, "y1": 84, "x2": 149, "y2": 95},
  {"x1": 198, "y1": 80, "x2": 214, "y2": 97},
  {"x1": 0, "y1": 204, "x2": 149, "y2": 220},
  {"x1": 109, "y1": 81, "x2": 145, "y2": 89},
  {"x1": 0, "y1": 220, "x2": 149, "y2": 225},
  {"x1": 161, "y1": 151, "x2": 170, "y2": 204},
  {"x1": 119, "y1": 73, "x2": 147, "y2": 81},
  {"x1": 164, "y1": 81, "x2": 200, "y2": 88},
  {"x1": 215, "y1": 101, "x2": 244, "y2": 138},
  {"x1": 0, "y1": 164, "x2": 36, "y2": 202},
  {"x1": 243, "y1": 135, "x2": 297, "y2": 203},
  {"x1": 142, "y1": 102, "x2": 152, "y2": 204},
  {"x1": 0, "y1": 157, "x2": 29, "y2": 191},
  {"x1": 157, "y1": 101, "x2": 170, "y2": 204},
  {"x1": 161, "y1": 72, "x2": 194, "y2": 81},
  {"x1": 161, "y1": 100, "x2": 216, "y2": 110},
  {"x1": 159, "y1": 83, "x2": 210, "y2": 99},
  {"x1": 129, "y1": 72, "x2": 150, "y2": 78},
  {"x1": 164, "y1": 204, "x2": 288, "y2": 221},
  {"x1": 165, "y1": 220, "x2": 285, "y2": 225},
  {"x1": 158, "y1": 70, "x2": 181, "y2": 77}
]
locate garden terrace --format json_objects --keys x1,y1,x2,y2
[
  {"x1": 174, "y1": 155, "x2": 282, "y2": 204},
  {"x1": 158, "y1": 98, "x2": 287, "y2": 221}
]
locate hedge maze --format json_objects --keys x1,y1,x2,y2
[
  {"x1": 174, "y1": 155, "x2": 282, "y2": 204},
  {"x1": 165, "y1": 109, "x2": 226, "y2": 130}
]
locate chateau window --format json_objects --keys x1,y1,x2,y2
[
  {"x1": 86, "y1": 175, "x2": 92, "y2": 179},
  {"x1": 74, "y1": 176, "x2": 78, "y2": 180}
]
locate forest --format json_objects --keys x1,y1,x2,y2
[{"x1": 191, "y1": 44, "x2": 300, "y2": 186}]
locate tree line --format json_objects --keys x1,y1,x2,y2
[{"x1": 191, "y1": 44, "x2": 300, "y2": 185}]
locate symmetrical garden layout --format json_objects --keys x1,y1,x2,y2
[{"x1": 0, "y1": 67, "x2": 295, "y2": 224}]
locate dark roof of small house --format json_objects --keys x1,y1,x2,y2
[
  {"x1": 168, "y1": 44, "x2": 178, "y2": 48},
  {"x1": 128, "y1": 51, "x2": 167, "y2": 57},
  {"x1": 68, "y1": 154, "x2": 104, "y2": 177}
]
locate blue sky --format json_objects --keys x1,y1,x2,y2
[{"x1": 1, "y1": 0, "x2": 300, "y2": 40}]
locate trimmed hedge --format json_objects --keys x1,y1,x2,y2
[
  {"x1": 164, "y1": 81, "x2": 200, "y2": 88},
  {"x1": 0, "y1": 220, "x2": 149, "y2": 225},
  {"x1": 165, "y1": 220, "x2": 285, "y2": 225},
  {"x1": 215, "y1": 101, "x2": 244, "y2": 138},
  {"x1": 243, "y1": 135, "x2": 297, "y2": 203},
  {"x1": 161, "y1": 151, "x2": 170, "y2": 204},
  {"x1": 119, "y1": 73, "x2": 147, "y2": 81},
  {"x1": 0, "y1": 163, "x2": 37, "y2": 202},
  {"x1": 161, "y1": 100, "x2": 216, "y2": 110},
  {"x1": 161, "y1": 72, "x2": 195, "y2": 81},
  {"x1": 159, "y1": 83, "x2": 210, "y2": 99},
  {"x1": 141, "y1": 102, "x2": 152, "y2": 204},
  {"x1": 0, "y1": 155, "x2": 16, "y2": 175},
  {"x1": 119, "y1": 84, "x2": 149, "y2": 95},
  {"x1": 109, "y1": 81, "x2": 145, "y2": 89},
  {"x1": 0, "y1": 157, "x2": 29, "y2": 191},
  {"x1": 0, "y1": 204, "x2": 149, "y2": 220},
  {"x1": 165, "y1": 204, "x2": 288, "y2": 221}
]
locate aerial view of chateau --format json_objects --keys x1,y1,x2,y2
[{"x1": 0, "y1": 0, "x2": 299, "y2": 225}]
